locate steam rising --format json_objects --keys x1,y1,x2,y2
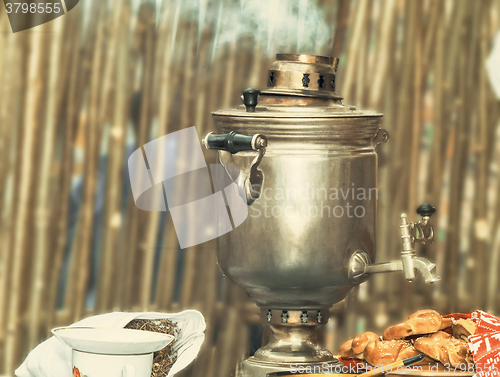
[
  {"x1": 209, "y1": 0, "x2": 332, "y2": 56},
  {"x1": 125, "y1": 0, "x2": 334, "y2": 62},
  {"x1": 206, "y1": 0, "x2": 333, "y2": 58},
  {"x1": 143, "y1": 0, "x2": 334, "y2": 60}
]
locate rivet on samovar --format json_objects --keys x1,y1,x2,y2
[{"x1": 202, "y1": 54, "x2": 440, "y2": 377}]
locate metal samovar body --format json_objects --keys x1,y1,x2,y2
[{"x1": 203, "y1": 54, "x2": 439, "y2": 377}]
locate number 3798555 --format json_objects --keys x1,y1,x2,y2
[{"x1": 5, "y1": 2, "x2": 63, "y2": 14}]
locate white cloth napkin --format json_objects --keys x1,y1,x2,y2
[{"x1": 15, "y1": 310, "x2": 206, "y2": 377}]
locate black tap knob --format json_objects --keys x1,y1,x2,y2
[
  {"x1": 416, "y1": 203, "x2": 436, "y2": 217},
  {"x1": 242, "y1": 88, "x2": 260, "y2": 112}
]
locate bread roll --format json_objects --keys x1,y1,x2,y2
[
  {"x1": 338, "y1": 310, "x2": 470, "y2": 368},
  {"x1": 414, "y1": 331, "x2": 469, "y2": 365},
  {"x1": 383, "y1": 310, "x2": 449, "y2": 340},
  {"x1": 441, "y1": 318, "x2": 453, "y2": 329},
  {"x1": 408, "y1": 309, "x2": 441, "y2": 320},
  {"x1": 397, "y1": 341, "x2": 420, "y2": 359},
  {"x1": 352, "y1": 332, "x2": 380, "y2": 354},
  {"x1": 339, "y1": 339, "x2": 355, "y2": 358},
  {"x1": 364, "y1": 339, "x2": 408, "y2": 366}
]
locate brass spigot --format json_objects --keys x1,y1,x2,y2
[{"x1": 348, "y1": 203, "x2": 440, "y2": 284}]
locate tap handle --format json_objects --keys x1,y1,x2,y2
[
  {"x1": 416, "y1": 203, "x2": 436, "y2": 217},
  {"x1": 415, "y1": 203, "x2": 435, "y2": 244}
]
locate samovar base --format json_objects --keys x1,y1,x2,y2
[
  {"x1": 238, "y1": 309, "x2": 341, "y2": 377},
  {"x1": 238, "y1": 357, "x2": 343, "y2": 377}
]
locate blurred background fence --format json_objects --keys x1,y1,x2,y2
[{"x1": 0, "y1": 0, "x2": 500, "y2": 375}]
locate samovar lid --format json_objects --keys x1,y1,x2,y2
[{"x1": 212, "y1": 54, "x2": 382, "y2": 118}]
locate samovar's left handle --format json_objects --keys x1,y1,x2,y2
[
  {"x1": 202, "y1": 131, "x2": 266, "y2": 153},
  {"x1": 202, "y1": 131, "x2": 267, "y2": 205}
]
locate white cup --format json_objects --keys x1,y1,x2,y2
[
  {"x1": 52, "y1": 327, "x2": 173, "y2": 377},
  {"x1": 72, "y1": 350, "x2": 152, "y2": 377}
]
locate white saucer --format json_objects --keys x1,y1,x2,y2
[{"x1": 52, "y1": 327, "x2": 174, "y2": 355}]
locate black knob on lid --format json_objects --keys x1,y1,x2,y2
[
  {"x1": 416, "y1": 203, "x2": 436, "y2": 217},
  {"x1": 242, "y1": 88, "x2": 260, "y2": 112}
]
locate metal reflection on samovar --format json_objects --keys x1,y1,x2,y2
[{"x1": 202, "y1": 54, "x2": 439, "y2": 377}]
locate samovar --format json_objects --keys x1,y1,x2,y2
[{"x1": 202, "y1": 54, "x2": 439, "y2": 377}]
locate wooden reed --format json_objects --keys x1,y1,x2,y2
[
  {"x1": 27, "y1": 16, "x2": 65, "y2": 350},
  {"x1": 5, "y1": 25, "x2": 48, "y2": 371}
]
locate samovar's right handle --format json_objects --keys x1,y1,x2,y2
[{"x1": 202, "y1": 131, "x2": 267, "y2": 205}]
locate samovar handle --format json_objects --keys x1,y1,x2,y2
[
  {"x1": 202, "y1": 131, "x2": 267, "y2": 205},
  {"x1": 202, "y1": 131, "x2": 266, "y2": 153},
  {"x1": 372, "y1": 128, "x2": 390, "y2": 146}
]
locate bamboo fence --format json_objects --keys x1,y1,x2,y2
[{"x1": 0, "y1": 0, "x2": 499, "y2": 376}]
